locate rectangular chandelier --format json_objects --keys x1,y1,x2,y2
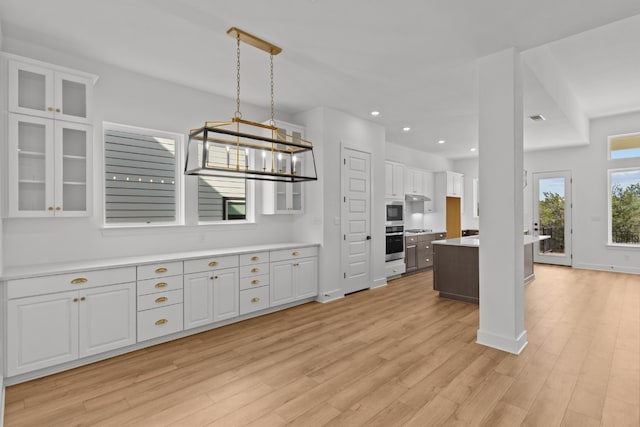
[{"x1": 185, "y1": 118, "x2": 317, "y2": 182}]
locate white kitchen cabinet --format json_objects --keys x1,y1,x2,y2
[
  {"x1": 78, "y1": 282, "x2": 136, "y2": 358},
  {"x1": 270, "y1": 252, "x2": 318, "y2": 307},
  {"x1": 6, "y1": 282, "x2": 135, "y2": 376},
  {"x1": 385, "y1": 161, "x2": 404, "y2": 199},
  {"x1": 8, "y1": 113, "x2": 92, "y2": 217},
  {"x1": 423, "y1": 171, "x2": 435, "y2": 212},
  {"x1": 8, "y1": 59, "x2": 94, "y2": 124},
  {"x1": 405, "y1": 167, "x2": 424, "y2": 195},
  {"x1": 263, "y1": 121, "x2": 305, "y2": 214},
  {"x1": 446, "y1": 171, "x2": 464, "y2": 198},
  {"x1": 184, "y1": 267, "x2": 239, "y2": 329}
]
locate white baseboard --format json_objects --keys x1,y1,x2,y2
[
  {"x1": 573, "y1": 263, "x2": 640, "y2": 275},
  {"x1": 476, "y1": 329, "x2": 528, "y2": 355}
]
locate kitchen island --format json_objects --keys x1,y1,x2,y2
[{"x1": 431, "y1": 235, "x2": 549, "y2": 303}]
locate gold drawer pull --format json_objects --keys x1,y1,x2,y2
[
  {"x1": 251, "y1": 256, "x2": 259, "y2": 261},
  {"x1": 155, "y1": 297, "x2": 168, "y2": 303},
  {"x1": 251, "y1": 268, "x2": 260, "y2": 273},
  {"x1": 71, "y1": 277, "x2": 88, "y2": 284},
  {"x1": 292, "y1": 251, "x2": 299, "y2": 256},
  {"x1": 251, "y1": 297, "x2": 260, "y2": 303},
  {"x1": 155, "y1": 319, "x2": 168, "y2": 326},
  {"x1": 155, "y1": 267, "x2": 168, "y2": 273},
  {"x1": 73, "y1": 298, "x2": 79, "y2": 302},
  {"x1": 251, "y1": 279, "x2": 260, "y2": 285},
  {"x1": 155, "y1": 282, "x2": 168, "y2": 288},
  {"x1": 208, "y1": 261, "x2": 218, "y2": 267}
]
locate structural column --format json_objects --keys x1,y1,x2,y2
[{"x1": 477, "y1": 48, "x2": 527, "y2": 354}]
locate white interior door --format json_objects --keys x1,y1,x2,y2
[
  {"x1": 341, "y1": 146, "x2": 371, "y2": 294},
  {"x1": 533, "y1": 170, "x2": 572, "y2": 266}
]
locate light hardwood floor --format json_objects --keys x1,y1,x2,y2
[{"x1": 4, "y1": 265, "x2": 640, "y2": 426}]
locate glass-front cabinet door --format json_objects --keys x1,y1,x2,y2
[
  {"x1": 8, "y1": 114, "x2": 54, "y2": 216},
  {"x1": 9, "y1": 60, "x2": 93, "y2": 124},
  {"x1": 8, "y1": 113, "x2": 91, "y2": 217}
]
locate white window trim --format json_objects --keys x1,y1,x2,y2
[{"x1": 102, "y1": 122, "x2": 184, "y2": 228}]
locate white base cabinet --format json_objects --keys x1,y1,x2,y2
[
  {"x1": 270, "y1": 247, "x2": 318, "y2": 307},
  {"x1": 7, "y1": 281, "x2": 135, "y2": 376}
]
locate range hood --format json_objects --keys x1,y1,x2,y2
[{"x1": 405, "y1": 194, "x2": 431, "y2": 202}]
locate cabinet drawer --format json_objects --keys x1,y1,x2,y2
[
  {"x1": 239, "y1": 263, "x2": 269, "y2": 278},
  {"x1": 137, "y1": 261, "x2": 183, "y2": 281},
  {"x1": 7, "y1": 267, "x2": 137, "y2": 299},
  {"x1": 240, "y1": 286, "x2": 270, "y2": 315},
  {"x1": 137, "y1": 304, "x2": 183, "y2": 342},
  {"x1": 137, "y1": 275, "x2": 183, "y2": 296},
  {"x1": 406, "y1": 236, "x2": 418, "y2": 245},
  {"x1": 184, "y1": 255, "x2": 238, "y2": 274},
  {"x1": 429, "y1": 232, "x2": 447, "y2": 241},
  {"x1": 270, "y1": 246, "x2": 318, "y2": 262},
  {"x1": 137, "y1": 289, "x2": 183, "y2": 311},
  {"x1": 240, "y1": 252, "x2": 269, "y2": 266},
  {"x1": 385, "y1": 262, "x2": 406, "y2": 277},
  {"x1": 240, "y1": 274, "x2": 270, "y2": 290}
]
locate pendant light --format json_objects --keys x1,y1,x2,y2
[{"x1": 184, "y1": 27, "x2": 318, "y2": 182}]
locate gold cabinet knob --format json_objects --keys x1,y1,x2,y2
[
  {"x1": 48, "y1": 206, "x2": 54, "y2": 211},
  {"x1": 55, "y1": 108, "x2": 61, "y2": 113},
  {"x1": 155, "y1": 319, "x2": 168, "y2": 326},
  {"x1": 251, "y1": 279, "x2": 260, "y2": 285},
  {"x1": 80, "y1": 297, "x2": 86, "y2": 301},
  {"x1": 155, "y1": 267, "x2": 168, "y2": 273},
  {"x1": 55, "y1": 207, "x2": 61, "y2": 211},
  {"x1": 292, "y1": 251, "x2": 299, "y2": 256},
  {"x1": 155, "y1": 296, "x2": 168, "y2": 303},
  {"x1": 47, "y1": 107, "x2": 53, "y2": 112},
  {"x1": 208, "y1": 261, "x2": 218, "y2": 267},
  {"x1": 71, "y1": 277, "x2": 88, "y2": 284},
  {"x1": 251, "y1": 268, "x2": 259, "y2": 273},
  {"x1": 251, "y1": 297, "x2": 260, "y2": 303},
  {"x1": 73, "y1": 298, "x2": 79, "y2": 302},
  {"x1": 251, "y1": 256, "x2": 259, "y2": 261}
]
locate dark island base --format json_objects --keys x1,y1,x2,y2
[{"x1": 433, "y1": 242, "x2": 536, "y2": 304}]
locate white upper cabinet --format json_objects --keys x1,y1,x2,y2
[
  {"x1": 8, "y1": 113, "x2": 92, "y2": 217},
  {"x1": 9, "y1": 59, "x2": 94, "y2": 124},
  {"x1": 446, "y1": 171, "x2": 464, "y2": 198},
  {"x1": 263, "y1": 121, "x2": 305, "y2": 214},
  {"x1": 423, "y1": 171, "x2": 435, "y2": 212},
  {"x1": 405, "y1": 167, "x2": 424, "y2": 195},
  {"x1": 385, "y1": 161, "x2": 404, "y2": 199}
]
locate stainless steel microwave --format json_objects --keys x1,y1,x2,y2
[{"x1": 385, "y1": 201, "x2": 404, "y2": 224}]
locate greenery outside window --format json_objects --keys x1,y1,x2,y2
[
  {"x1": 608, "y1": 168, "x2": 640, "y2": 245},
  {"x1": 103, "y1": 123, "x2": 183, "y2": 226}
]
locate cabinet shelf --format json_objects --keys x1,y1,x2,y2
[
  {"x1": 18, "y1": 150, "x2": 46, "y2": 158},
  {"x1": 19, "y1": 179, "x2": 46, "y2": 185},
  {"x1": 62, "y1": 154, "x2": 86, "y2": 160},
  {"x1": 63, "y1": 181, "x2": 87, "y2": 186}
]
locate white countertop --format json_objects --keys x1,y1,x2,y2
[
  {"x1": 432, "y1": 235, "x2": 550, "y2": 248},
  {"x1": 1, "y1": 242, "x2": 320, "y2": 281}
]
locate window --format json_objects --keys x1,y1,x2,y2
[
  {"x1": 609, "y1": 133, "x2": 640, "y2": 159},
  {"x1": 198, "y1": 176, "x2": 247, "y2": 222},
  {"x1": 104, "y1": 123, "x2": 182, "y2": 225},
  {"x1": 609, "y1": 168, "x2": 640, "y2": 245}
]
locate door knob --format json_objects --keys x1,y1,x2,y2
[{"x1": 366, "y1": 236, "x2": 371, "y2": 240}]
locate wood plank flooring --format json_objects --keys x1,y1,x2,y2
[{"x1": 5, "y1": 265, "x2": 640, "y2": 426}]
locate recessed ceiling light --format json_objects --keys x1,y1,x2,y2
[
  {"x1": 438, "y1": 139, "x2": 445, "y2": 144},
  {"x1": 529, "y1": 114, "x2": 546, "y2": 121},
  {"x1": 403, "y1": 127, "x2": 411, "y2": 132},
  {"x1": 470, "y1": 148, "x2": 477, "y2": 152},
  {"x1": 370, "y1": 111, "x2": 380, "y2": 116}
]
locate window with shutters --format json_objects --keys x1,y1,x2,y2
[{"x1": 103, "y1": 123, "x2": 183, "y2": 225}]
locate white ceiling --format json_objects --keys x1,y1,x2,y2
[{"x1": 1, "y1": 0, "x2": 640, "y2": 159}]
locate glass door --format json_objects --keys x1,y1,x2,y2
[{"x1": 532, "y1": 171, "x2": 572, "y2": 266}]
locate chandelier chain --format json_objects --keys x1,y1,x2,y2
[
  {"x1": 270, "y1": 54, "x2": 275, "y2": 126},
  {"x1": 235, "y1": 34, "x2": 242, "y2": 119}
]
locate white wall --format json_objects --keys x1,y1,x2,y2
[
  {"x1": 1, "y1": 38, "x2": 303, "y2": 268},
  {"x1": 297, "y1": 107, "x2": 386, "y2": 300}
]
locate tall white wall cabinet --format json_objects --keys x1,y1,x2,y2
[
  {"x1": 4, "y1": 55, "x2": 97, "y2": 217},
  {"x1": 384, "y1": 160, "x2": 404, "y2": 199}
]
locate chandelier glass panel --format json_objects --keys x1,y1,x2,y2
[{"x1": 185, "y1": 27, "x2": 317, "y2": 182}]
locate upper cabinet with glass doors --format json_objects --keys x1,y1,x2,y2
[
  {"x1": 262, "y1": 121, "x2": 305, "y2": 214},
  {"x1": 8, "y1": 59, "x2": 95, "y2": 124},
  {"x1": 4, "y1": 56, "x2": 97, "y2": 217}
]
